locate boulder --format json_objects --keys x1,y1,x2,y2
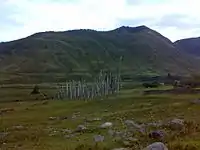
[
  {"x1": 93, "y1": 135, "x2": 104, "y2": 142},
  {"x1": 124, "y1": 120, "x2": 141, "y2": 129},
  {"x1": 149, "y1": 130, "x2": 165, "y2": 139},
  {"x1": 123, "y1": 141, "x2": 132, "y2": 147},
  {"x1": 147, "y1": 121, "x2": 163, "y2": 128},
  {"x1": 168, "y1": 119, "x2": 184, "y2": 130},
  {"x1": 62, "y1": 129, "x2": 72, "y2": 134},
  {"x1": 86, "y1": 117, "x2": 101, "y2": 122},
  {"x1": 191, "y1": 99, "x2": 200, "y2": 104},
  {"x1": 64, "y1": 133, "x2": 77, "y2": 139},
  {"x1": 125, "y1": 137, "x2": 138, "y2": 142},
  {"x1": 143, "y1": 142, "x2": 168, "y2": 150},
  {"x1": 112, "y1": 148, "x2": 130, "y2": 150},
  {"x1": 100, "y1": 122, "x2": 113, "y2": 129},
  {"x1": 75, "y1": 125, "x2": 87, "y2": 132},
  {"x1": 12, "y1": 125, "x2": 24, "y2": 130},
  {"x1": 0, "y1": 108, "x2": 14, "y2": 114},
  {"x1": 49, "y1": 117, "x2": 57, "y2": 120}
]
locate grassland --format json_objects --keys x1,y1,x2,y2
[{"x1": 1, "y1": 84, "x2": 200, "y2": 150}]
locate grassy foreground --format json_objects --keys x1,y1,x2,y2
[{"x1": 1, "y1": 86, "x2": 200, "y2": 150}]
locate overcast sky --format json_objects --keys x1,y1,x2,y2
[{"x1": 0, "y1": 0, "x2": 200, "y2": 42}]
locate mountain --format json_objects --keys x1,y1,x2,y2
[
  {"x1": 175, "y1": 37, "x2": 200, "y2": 56},
  {"x1": 0, "y1": 25, "x2": 200, "y2": 83}
]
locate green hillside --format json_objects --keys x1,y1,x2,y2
[
  {"x1": 175, "y1": 37, "x2": 200, "y2": 57},
  {"x1": 0, "y1": 25, "x2": 200, "y2": 83}
]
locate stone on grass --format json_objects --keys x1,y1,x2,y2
[
  {"x1": 168, "y1": 118, "x2": 184, "y2": 130},
  {"x1": 64, "y1": 134, "x2": 76, "y2": 139},
  {"x1": 12, "y1": 125, "x2": 24, "y2": 130},
  {"x1": 93, "y1": 135, "x2": 104, "y2": 143},
  {"x1": 49, "y1": 117, "x2": 57, "y2": 120},
  {"x1": 123, "y1": 137, "x2": 138, "y2": 147},
  {"x1": 100, "y1": 122, "x2": 113, "y2": 129},
  {"x1": 115, "y1": 131, "x2": 126, "y2": 139},
  {"x1": 48, "y1": 130, "x2": 58, "y2": 137},
  {"x1": 75, "y1": 125, "x2": 87, "y2": 132},
  {"x1": 125, "y1": 137, "x2": 138, "y2": 142},
  {"x1": 191, "y1": 99, "x2": 200, "y2": 104},
  {"x1": 0, "y1": 108, "x2": 14, "y2": 114},
  {"x1": 62, "y1": 129, "x2": 72, "y2": 134},
  {"x1": 149, "y1": 130, "x2": 165, "y2": 139},
  {"x1": 92, "y1": 117, "x2": 101, "y2": 121},
  {"x1": 147, "y1": 121, "x2": 163, "y2": 128},
  {"x1": 124, "y1": 120, "x2": 141, "y2": 129},
  {"x1": 58, "y1": 116, "x2": 68, "y2": 120},
  {"x1": 86, "y1": 117, "x2": 101, "y2": 122},
  {"x1": 112, "y1": 148, "x2": 130, "y2": 150},
  {"x1": 143, "y1": 142, "x2": 168, "y2": 150},
  {"x1": 123, "y1": 141, "x2": 132, "y2": 147}
]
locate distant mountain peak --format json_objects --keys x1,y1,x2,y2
[{"x1": 112, "y1": 25, "x2": 150, "y2": 33}]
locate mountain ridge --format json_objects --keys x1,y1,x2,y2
[
  {"x1": 175, "y1": 37, "x2": 200, "y2": 57},
  {"x1": 0, "y1": 25, "x2": 200, "y2": 83}
]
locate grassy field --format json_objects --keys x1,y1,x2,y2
[{"x1": 1, "y1": 84, "x2": 200, "y2": 150}]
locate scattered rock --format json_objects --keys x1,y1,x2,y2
[
  {"x1": 86, "y1": 117, "x2": 102, "y2": 122},
  {"x1": 75, "y1": 125, "x2": 87, "y2": 132},
  {"x1": 147, "y1": 121, "x2": 163, "y2": 128},
  {"x1": 149, "y1": 130, "x2": 165, "y2": 139},
  {"x1": 143, "y1": 142, "x2": 168, "y2": 150},
  {"x1": 72, "y1": 112, "x2": 81, "y2": 119},
  {"x1": 168, "y1": 118, "x2": 184, "y2": 130},
  {"x1": 138, "y1": 128, "x2": 146, "y2": 134},
  {"x1": 124, "y1": 120, "x2": 141, "y2": 129},
  {"x1": 58, "y1": 116, "x2": 68, "y2": 120},
  {"x1": 108, "y1": 130, "x2": 124, "y2": 141},
  {"x1": 100, "y1": 122, "x2": 113, "y2": 129},
  {"x1": 0, "y1": 108, "x2": 14, "y2": 114},
  {"x1": 62, "y1": 129, "x2": 72, "y2": 134},
  {"x1": 191, "y1": 99, "x2": 200, "y2": 104},
  {"x1": 49, "y1": 116, "x2": 68, "y2": 121},
  {"x1": 49, "y1": 130, "x2": 59, "y2": 136},
  {"x1": 93, "y1": 135, "x2": 104, "y2": 142},
  {"x1": 12, "y1": 125, "x2": 24, "y2": 130},
  {"x1": 71, "y1": 115, "x2": 77, "y2": 120},
  {"x1": 49, "y1": 133, "x2": 57, "y2": 137},
  {"x1": 112, "y1": 148, "x2": 130, "y2": 150},
  {"x1": 64, "y1": 134, "x2": 76, "y2": 139},
  {"x1": 123, "y1": 141, "x2": 132, "y2": 147},
  {"x1": 49, "y1": 117, "x2": 57, "y2": 120},
  {"x1": 125, "y1": 137, "x2": 138, "y2": 142},
  {"x1": 123, "y1": 137, "x2": 138, "y2": 146},
  {"x1": 116, "y1": 131, "x2": 126, "y2": 137}
]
